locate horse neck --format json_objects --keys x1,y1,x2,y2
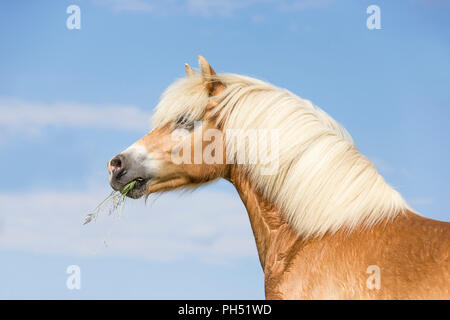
[{"x1": 228, "y1": 167, "x2": 300, "y2": 270}]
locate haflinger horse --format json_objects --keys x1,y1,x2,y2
[{"x1": 108, "y1": 56, "x2": 449, "y2": 300}]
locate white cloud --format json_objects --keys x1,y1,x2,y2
[
  {"x1": 94, "y1": 0, "x2": 335, "y2": 16},
  {"x1": 94, "y1": 0, "x2": 155, "y2": 13},
  {"x1": 277, "y1": 0, "x2": 334, "y2": 12},
  {"x1": 0, "y1": 97, "x2": 152, "y2": 139},
  {"x1": 0, "y1": 183, "x2": 257, "y2": 264}
]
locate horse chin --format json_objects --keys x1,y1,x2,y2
[
  {"x1": 125, "y1": 179, "x2": 150, "y2": 199},
  {"x1": 126, "y1": 190, "x2": 144, "y2": 199}
]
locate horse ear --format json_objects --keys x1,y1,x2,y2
[
  {"x1": 184, "y1": 63, "x2": 196, "y2": 76},
  {"x1": 198, "y1": 55, "x2": 216, "y2": 77},
  {"x1": 198, "y1": 55, "x2": 224, "y2": 95}
]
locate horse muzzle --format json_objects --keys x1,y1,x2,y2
[{"x1": 108, "y1": 153, "x2": 151, "y2": 198}]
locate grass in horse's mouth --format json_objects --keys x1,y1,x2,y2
[{"x1": 83, "y1": 180, "x2": 137, "y2": 225}]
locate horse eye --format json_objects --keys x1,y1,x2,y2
[
  {"x1": 176, "y1": 116, "x2": 187, "y2": 125},
  {"x1": 175, "y1": 116, "x2": 194, "y2": 130}
]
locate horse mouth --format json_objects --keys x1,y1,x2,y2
[{"x1": 123, "y1": 178, "x2": 150, "y2": 199}]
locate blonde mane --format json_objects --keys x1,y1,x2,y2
[{"x1": 152, "y1": 73, "x2": 409, "y2": 237}]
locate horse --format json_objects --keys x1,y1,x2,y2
[{"x1": 107, "y1": 56, "x2": 449, "y2": 299}]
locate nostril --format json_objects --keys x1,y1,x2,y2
[{"x1": 109, "y1": 155, "x2": 123, "y2": 171}]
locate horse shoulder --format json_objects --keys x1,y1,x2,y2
[{"x1": 264, "y1": 212, "x2": 450, "y2": 299}]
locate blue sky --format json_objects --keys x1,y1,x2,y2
[{"x1": 0, "y1": 0, "x2": 449, "y2": 299}]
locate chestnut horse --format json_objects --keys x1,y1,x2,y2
[{"x1": 108, "y1": 56, "x2": 449, "y2": 299}]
